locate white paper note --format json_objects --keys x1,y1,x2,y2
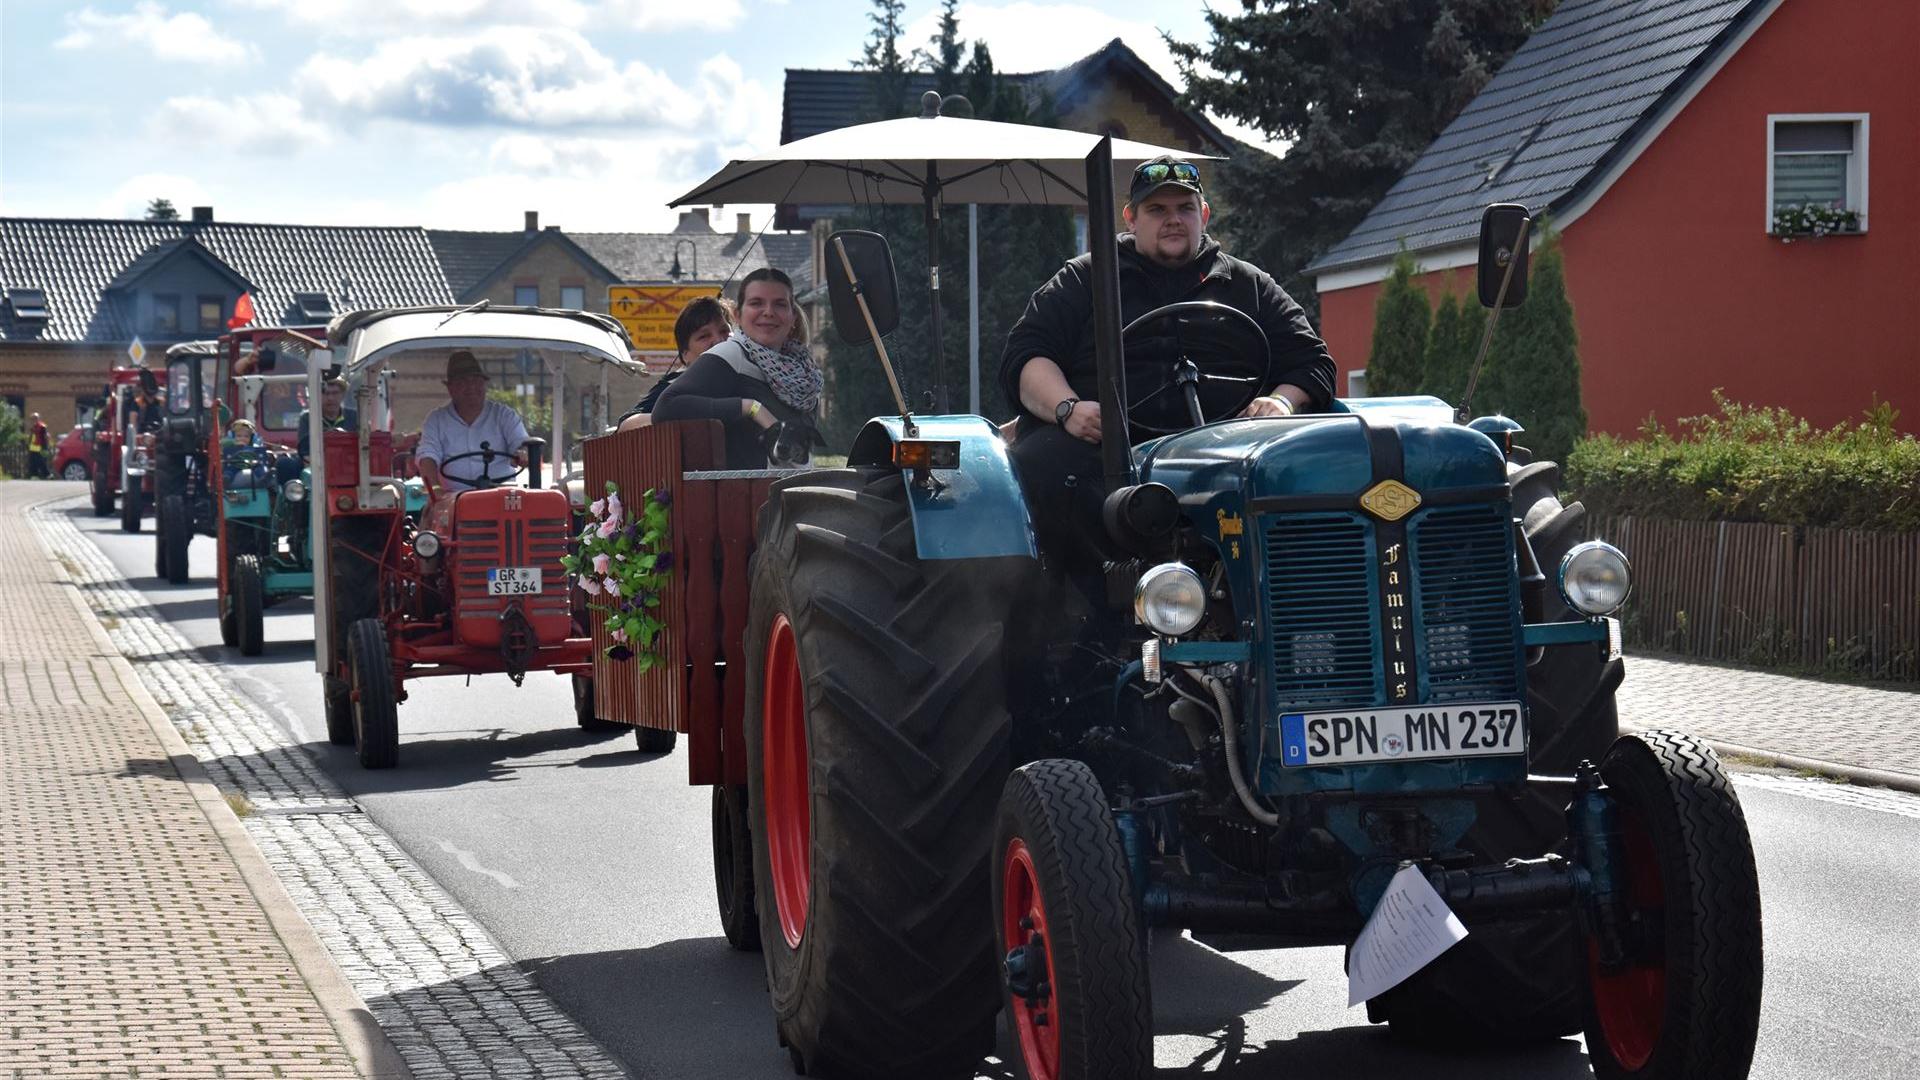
[{"x1": 1346, "y1": 864, "x2": 1470, "y2": 1007}]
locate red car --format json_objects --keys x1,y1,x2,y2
[{"x1": 51, "y1": 424, "x2": 93, "y2": 481}]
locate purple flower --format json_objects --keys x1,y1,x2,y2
[
  {"x1": 654, "y1": 551, "x2": 673, "y2": 573},
  {"x1": 608, "y1": 645, "x2": 634, "y2": 662},
  {"x1": 652, "y1": 488, "x2": 672, "y2": 508}
]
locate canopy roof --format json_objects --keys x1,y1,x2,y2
[{"x1": 326, "y1": 306, "x2": 640, "y2": 377}]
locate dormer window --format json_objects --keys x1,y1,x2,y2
[
  {"x1": 5, "y1": 288, "x2": 48, "y2": 322},
  {"x1": 293, "y1": 292, "x2": 333, "y2": 321},
  {"x1": 154, "y1": 294, "x2": 180, "y2": 334}
]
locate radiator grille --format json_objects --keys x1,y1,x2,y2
[
  {"x1": 1409, "y1": 503, "x2": 1523, "y2": 703},
  {"x1": 1262, "y1": 513, "x2": 1381, "y2": 709}
]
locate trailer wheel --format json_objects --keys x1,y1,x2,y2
[
  {"x1": 995, "y1": 759, "x2": 1151, "y2": 1080},
  {"x1": 1583, "y1": 730, "x2": 1762, "y2": 1079},
  {"x1": 745, "y1": 469, "x2": 1020, "y2": 1079},
  {"x1": 233, "y1": 555, "x2": 265, "y2": 656},
  {"x1": 349, "y1": 618, "x2": 399, "y2": 769},
  {"x1": 323, "y1": 676, "x2": 354, "y2": 746},
  {"x1": 635, "y1": 724, "x2": 677, "y2": 754},
  {"x1": 159, "y1": 493, "x2": 191, "y2": 584},
  {"x1": 712, "y1": 784, "x2": 760, "y2": 952}
]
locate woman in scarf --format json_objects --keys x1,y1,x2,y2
[{"x1": 651, "y1": 267, "x2": 823, "y2": 468}]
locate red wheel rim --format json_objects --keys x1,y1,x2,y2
[
  {"x1": 1589, "y1": 806, "x2": 1666, "y2": 1070},
  {"x1": 762, "y1": 614, "x2": 810, "y2": 949},
  {"x1": 1003, "y1": 838, "x2": 1062, "y2": 1080}
]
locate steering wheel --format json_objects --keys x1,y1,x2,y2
[
  {"x1": 437, "y1": 446, "x2": 525, "y2": 490},
  {"x1": 1121, "y1": 301, "x2": 1273, "y2": 436}
]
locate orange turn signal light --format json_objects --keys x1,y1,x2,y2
[{"x1": 892, "y1": 439, "x2": 961, "y2": 470}]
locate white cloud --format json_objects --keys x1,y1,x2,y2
[
  {"x1": 95, "y1": 172, "x2": 214, "y2": 218},
  {"x1": 155, "y1": 94, "x2": 330, "y2": 151},
  {"x1": 228, "y1": 0, "x2": 740, "y2": 34},
  {"x1": 56, "y1": 2, "x2": 255, "y2": 64}
]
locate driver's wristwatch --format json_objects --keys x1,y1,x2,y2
[{"x1": 1054, "y1": 397, "x2": 1080, "y2": 425}]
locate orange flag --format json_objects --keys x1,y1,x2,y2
[{"x1": 228, "y1": 292, "x2": 255, "y2": 329}]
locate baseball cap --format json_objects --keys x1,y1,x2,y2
[
  {"x1": 1128, "y1": 156, "x2": 1204, "y2": 207},
  {"x1": 445, "y1": 350, "x2": 487, "y2": 381}
]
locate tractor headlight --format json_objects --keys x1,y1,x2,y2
[
  {"x1": 413, "y1": 531, "x2": 441, "y2": 559},
  {"x1": 1559, "y1": 541, "x2": 1631, "y2": 616},
  {"x1": 1134, "y1": 562, "x2": 1207, "y2": 637},
  {"x1": 282, "y1": 479, "x2": 306, "y2": 503}
]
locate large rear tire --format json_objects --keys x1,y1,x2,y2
[
  {"x1": 745, "y1": 469, "x2": 1020, "y2": 1079},
  {"x1": 994, "y1": 759, "x2": 1152, "y2": 1080},
  {"x1": 349, "y1": 618, "x2": 399, "y2": 769},
  {"x1": 1584, "y1": 730, "x2": 1762, "y2": 1080},
  {"x1": 159, "y1": 493, "x2": 190, "y2": 584},
  {"x1": 712, "y1": 784, "x2": 760, "y2": 952},
  {"x1": 233, "y1": 554, "x2": 265, "y2": 656}
]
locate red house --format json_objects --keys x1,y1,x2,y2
[{"x1": 1309, "y1": 0, "x2": 1919, "y2": 435}]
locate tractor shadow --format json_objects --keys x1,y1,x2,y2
[{"x1": 290, "y1": 723, "x2": 677, "y2": 797}]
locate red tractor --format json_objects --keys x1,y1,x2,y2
[
  {"x1": 308, "y1": 305, "x2": 649, "y2": 768},
  {"x1": 89, "y1": 366, "x2": 161, "y2": 530}
]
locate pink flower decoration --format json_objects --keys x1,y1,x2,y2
[
  {"x1": 607, "y1": 493, "x2": 623, "y2": 517},
  {"x1": 590, "y1": 497, "x2": 606, "y2": 517},
  {"x1": 581, "y1": 576, "x2": 602, "y2": 596},
  {"x1": 596, "y1": 517, "x2": 619, "y2": 539},
  {"x1": 592, "y1": 553, "x2": 611, "y2": 575},
  {"x1": 611, "y1": 626, "x2": 629, "y2": 644}
]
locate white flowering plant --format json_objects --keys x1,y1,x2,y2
[
  {"x1": 560, "y1": 481, "x2": 673, "y2": 670},
  {"x1": 1772, "y1": 201, "x2": 1860, "y2": 242}
]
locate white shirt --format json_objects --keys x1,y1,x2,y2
[{"x1": 417, "y1": 399, "x2": 530, "y2": 492}]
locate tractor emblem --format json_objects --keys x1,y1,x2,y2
[
  {"x1": 1360, "y1": 479, "x2": 1421, "y2": 522},
  {"x1": 504, "y1": 490, "x2": 522, "y2": 511}
]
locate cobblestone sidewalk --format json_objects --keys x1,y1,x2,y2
[
  {"x1": 28, "y1": 492, "x2": 627, "y2": 1080},
  {"x1": 1619, "y1": 655, "x2": 1920, "y2": 780},
  {"x1": 0, "y1": 482, "x2": 371, "y2": 1078}
]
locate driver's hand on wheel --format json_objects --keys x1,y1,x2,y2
[
  {"x1": 511, "y1": 448, "x2": 528, "y2": 468},
  {"x1": 1241, "y1": 395, "x2": 1295, "y2": 419},
  {"x1": 1062, "y1": 400, "x2": 1103, "y2": 444}
]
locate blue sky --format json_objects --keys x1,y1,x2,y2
[{"x1": 1, "y1": 1, "x2": 1263, "y2": 232}]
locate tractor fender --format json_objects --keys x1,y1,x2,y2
[{"x1": 847, "y1": 415, "x2": 1037, "y2": 561}]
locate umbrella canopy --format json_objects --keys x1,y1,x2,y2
[{"x1": 670, "y1": 110, "x2": 1216, "y2": 209}]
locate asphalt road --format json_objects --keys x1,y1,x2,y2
[{"x1": 67, "y1": 503, "x2": 1920, "y2": 1079}]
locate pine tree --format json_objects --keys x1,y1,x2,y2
[
  {"x1": 1422, "y1": 276, "x2": 1486, "y2": 405},
  {"x1": 145, "y1": 198, "x2": 179, "y2": 221},
  {"x1": 1477, "y1": 225, "x2": 1585, "y2": 462},
  {"x1": 1365, "y1": 252, "x2": 1430, "y2": 397},
  {"x1": 1170, "y1": 0, "x2": 1556, "y2": 315}
]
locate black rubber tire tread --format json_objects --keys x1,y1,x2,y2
[
  {"x1": 121, "y1": 480, "x2": 141, "y2": 533},
  {"x1": 92, "y1": 476, "x2": 115, "y2": 517},
  {"x1": 349, "y1": 618, "x2": 399, "y2": 769},
  {"x1": 994, "y1": 759, "x2": 1152, "y2": 1080},
  {"x1": 1372, "y1": 458, "x2": 1621, "y2": 1044},
  {"x1": 712, "y1": 784, "x2": 760, "y2": 952},
  {"x1": 744, "y1": 468, "x2": 1022, "y2": 1080},
  {"x1": 572, "y1": 674, "x2": 624, "y2": 730},
  {"x1": 160, "y1": 493, "x2": 191, "y2": 584},
  {"x1": 635, "y1": 725, "x2": 677, "y2": 753},
  {"x1": 1586, "y1": 730, "x2": 1762, "y2": 1080},
  {"x1": 218, "y1": 574, "x2": 239, "y2": 647},
  {"x1": 323, "y1": 676, "x2": 355, "y2": 745},
  {"x1": 234, "y1": 555, "x2": 265, "y2": 656}
]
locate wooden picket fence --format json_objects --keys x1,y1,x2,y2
[{"x1": 1596, "y1": 515, "x2": 1920, "y2": 681}]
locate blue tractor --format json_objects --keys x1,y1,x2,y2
[{"x1": 734, "y1": 143, "x2": 1762, "y2": 1080}]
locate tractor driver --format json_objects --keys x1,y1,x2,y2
[
  {"x1": 1000, "y1": 155, "x2": 1337, "y2": 568},
  {"x1": 416, "y1": 350, "x2": 529, "y2": 500}
]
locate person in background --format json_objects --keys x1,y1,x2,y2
[
  {"x1": 651, "y1": 269, "x2": 821, "y2": 468},
  {"x1": 617, "y1": 295, "x2": 734, "y2": 432},
  {"x1": 297, "y1": 377, "x2": 357, "y2": 462},
  {"x1": 26, "y1": 412, "x2": 51, "y2": 479},
  {"x1": 222, "y1": 419, "x2": 270, "y2": 489}
]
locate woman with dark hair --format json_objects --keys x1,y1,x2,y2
[
  {"x1": 650, "y1": 267, "x2": 822, "y2": 468},
  {"x1": 618, "y1": 295, "x2": 734, "y2": 432}
]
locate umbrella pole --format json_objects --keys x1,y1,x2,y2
[{"x1": 924, "y1": 172, "x2": 946, "y2": 413}]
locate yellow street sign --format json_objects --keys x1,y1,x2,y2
[{"x1": 608, "y1": 283, "x2": 722, "y2": 355}]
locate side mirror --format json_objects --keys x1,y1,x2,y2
[
  {"x1": 1476, "y1": 203, "x2": 1532, "y2": 309},
  {"x1": 826, "y1": 230, "x2": 900, "y2": 345}
]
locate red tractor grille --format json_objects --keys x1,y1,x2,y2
[{"x1": 450, "y1": 489, "x2": 575, "y2": 648}]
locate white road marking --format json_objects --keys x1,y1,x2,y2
[
  {"x1": 434, "y1": 838, "x2": 523, "y2": 888},
  {"x1": 1733, "y1": 772, "x2": 1920, "y2": 820}
]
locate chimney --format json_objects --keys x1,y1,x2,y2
[
  {"x1": 674, "y1": 208, "x2": 715, "y2": 233},
  {"x1": 524, "y1": 210, "x2": 539, "y2": 232},
  {"x1": 190, "y1": 206, "x2": 213, "y2": 224},
  {"x1": 736, "y1": 213, "x2": 752, "y2": 235}
]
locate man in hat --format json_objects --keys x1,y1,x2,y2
[
  {"x1": 416, "y1": 350, "x2": 529, "y2": 497},
  {"x1": 999, "y1": 154, "x2": 1336, "y2": 565}
]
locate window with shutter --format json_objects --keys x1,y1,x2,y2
[{"x1": 1768, "y1": 115, "x2": 1868, "y2": 235}]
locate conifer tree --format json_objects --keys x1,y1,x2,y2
[
  {"x1": 1365, "y1": 251, "x2": 1430, "y2": 397},
  {"x1": 1477, "y1": 225, "x2": 1585, "y2": 462},
  {"x1": 1422, "y1": 276, "x2": 1485, "y2": 405}
]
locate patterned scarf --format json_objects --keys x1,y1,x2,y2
[{"x1": 734, "y1": 330, "x2": 823, "y2": 414}]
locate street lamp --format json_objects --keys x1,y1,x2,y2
[{"x1": 667, "y1": 240, "x2": 699, "y2": 282}]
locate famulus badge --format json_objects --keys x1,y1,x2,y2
[{"x1": 1360, "y1": 479, "x2": 1421, "y2": 522}]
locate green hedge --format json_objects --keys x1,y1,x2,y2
[{"x1": 1567, "y1": 394, "x2": 1920, "y2": 532}]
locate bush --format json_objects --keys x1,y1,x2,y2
[
  {"x1": 1421, "y1": 277, "x2": 1484, "y2": 405},
  {"x1": 1365, "y1": 250, "x2": 1429, "y2": 397},
  {"x1": 1567, "y1": 394, "x2": 1920, "y2": 532},
  {"x1": 0, "y1": 400, "x2": 24, "y2": 453}
]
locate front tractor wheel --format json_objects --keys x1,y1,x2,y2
[
  {"x1": 159, "y1": 493, "x2": 190, "y2": 584},
  {"x1": 323, "y1": 675, "x2": 354, "y2": 745},
  {"x1": 744, "y1": 469, "x2": 1019, "y2": 1079},
  {"x1": 348, "y1": 618, "x2": 399, "y2": 769},
  {"x1": 120, "y1": 483, "x2": 141, "y2": 533},
  {"x1": 1583, "y1": 730, "x2": 1762, "y2": 1080},
  {"x1": 232, "y1": 555, "x2": 265, "y2": 656},
  {"x1": 994, "y1": 760, "x2": 1152, "y2": 1080}
]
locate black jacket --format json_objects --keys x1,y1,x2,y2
[
  {"x1": 999, "y1": 234, "x2": 1336, "y2": 430},
  {"x1": 650, "y1": 347, "x2": 812, "y2": 468}
]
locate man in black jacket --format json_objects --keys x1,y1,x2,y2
[{"x1": 1000, "y1": 155, "x2": 1337, "y2": 563}]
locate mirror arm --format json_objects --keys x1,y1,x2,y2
[
  {"x1": 830, "y1": 234, "x2": 916, "y2": 437},
  {"x1": 1456, "y1": 214, "x2": 1532, "y2": 425}
]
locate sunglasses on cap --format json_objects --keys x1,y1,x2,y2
[{"x1": 1134, "y1": 161, "x2": 1201, "y2": 187}]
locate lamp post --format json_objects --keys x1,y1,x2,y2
[{"x1": 667, "y1": 240, "x2": 699, "y2": 283}]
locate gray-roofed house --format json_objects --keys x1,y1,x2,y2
[
  {"x1": 1, "y1": 207, "x2": 454, "y2": 435},
  {"x1": 1310, "y1": 0, "x2": 1916, "y2": 436}
]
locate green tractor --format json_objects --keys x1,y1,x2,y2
[{"x1": 714, "y1": 143, "x2": 1762, "y2": 1080}]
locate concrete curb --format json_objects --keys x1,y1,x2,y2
[
  {"x1": 1621, "y1": 720, "x2": 1920, "y2": 796},
  {"x1": 31, "y1": 493, "x2": 413, "y2": 1080}
]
